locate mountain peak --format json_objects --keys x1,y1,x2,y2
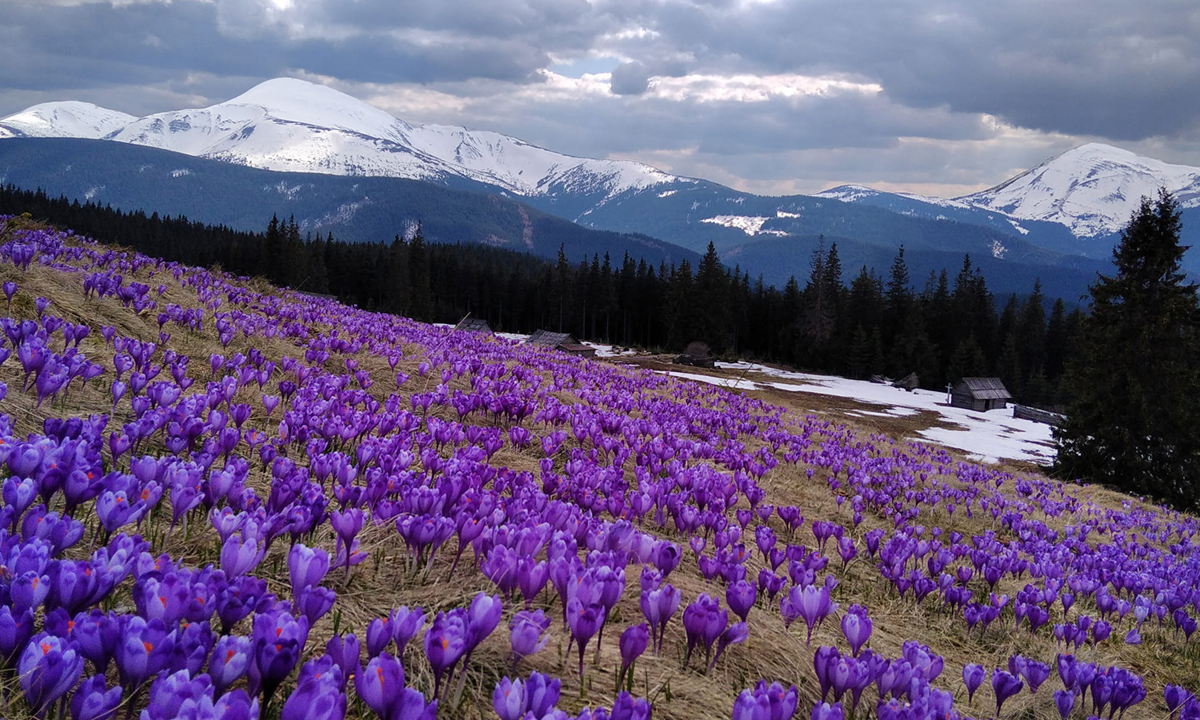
[
  {"x1": 223, "y1": 77, "x2": 415, "y2": 136},
  {"x1": 0, "y1": 101, "x2": 136, "y2": 140},
  {"x1": 960, "y1": 143, "x2": 1200, "y2": 237}
]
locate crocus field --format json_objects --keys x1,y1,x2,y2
[{"x1": 2, "y1": 214, "x2": 1200, "y2": 720}]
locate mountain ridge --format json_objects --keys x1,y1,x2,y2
[
  {"x1": 5, "y1": 78, "x2": 1199, "y2": 249},
  {"x1": 3, "y1": 78, "x2": 678, "y2": 202}
]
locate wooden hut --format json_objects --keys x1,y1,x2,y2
[
  {"x1": 526, "y1": 330, "x2": 597, "y2": 358},
  {"x1": 454, "y1": 317, "x2": 493, "y2": 334},
  {"x1": 673, "y1": 340, "x2": 715, "y2": 368},
  {"x1": 951, "y1": 377, "x2": 1012, "y2": 411}
]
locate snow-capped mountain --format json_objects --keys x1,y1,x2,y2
[
  {"x1": 808, "y1": 143, "x2": 1200, "y2": 267},
  {"x1": 1, "y1": 78, "x2": 674, "y2": 199},
  {"x1": 961, "y1": 143, "x2": 1200, "y2": 237},
  {"x1": 0, "y1": 101, "x2": 136, "y2": 140}
]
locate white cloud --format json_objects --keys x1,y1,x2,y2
[{"x1": 646, "y1": 73, "x2": 881, "y2": 103}]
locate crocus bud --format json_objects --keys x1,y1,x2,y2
[
  {"x1": 1053, "y1": 689, "x2": 1074, "y2": 720},
  {"x1": 963, "y1": 663, "x2": 986, "y2": 703},
  {"x1": 509, "y1": 610, "x2": 551, "y2": 666},
  {"x1": 840, "y1": 605, "x2": 872, "y2": 656}
]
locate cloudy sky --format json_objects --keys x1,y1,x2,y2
[{"x1": 3, "y1": 0, "x2": 1199, "y2": 197}]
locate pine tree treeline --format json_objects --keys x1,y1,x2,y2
[
  {"x1": 1054, "y1": 191, "x2": 1200, "y2": 510},
  {"x1": 1, "y1": 184, "x2": 1081, "y2": 406}
]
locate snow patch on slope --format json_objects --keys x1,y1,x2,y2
[
  {"x1": 704, "y1": 362, "x2": 1055, "y2": 465},
  {"x1": 701, "y1": 215, "x2": 788, "y2": 236}
]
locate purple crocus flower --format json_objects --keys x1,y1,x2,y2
[
  {"x1": 0, "y1": 605, "x2": 35, "y2": 670},
  {"x1": 464, "y1": 592, "x2": 503, "y2": 659},
  {"x1": 132, "y1": 572, "x2": 191, "y2": 627},
  {"x1": 215, "y1": 575, "x2": 268, "y2": 634},
  {"x1": 288, "y1": 543, "x2": 330, "y2": 594},
  {"x1": 1165, "y1": 685, "x2": 1193, "y2": 718},
  {"x1": 682, "y1": 594, "x2": 722, "y2": 668},
  {"x1": 509, "y1": 610, "x2": 551, "y2": 668},
  {"x1": 811, "y1": 702, "x2": 844, "y2": 720},
  {"x1": 732, "y1": 688, "x2": 771, "y2": 720},
  {"x1": 492, "y1": 677, "x2": 526, "y2": 720},
  {"x1": 366, "y1": 617, "x2": 394, "y2": 658},
  {"x1": 566, "y1": 598, "x2": 606, "y2": 680},
  {"x1": 356, "y1": 652, "x2": 406, "y2": 720},
  {"x1": 640, "y1": 583, "x2": 681, "y2": 654},
  {"x1": 524, "y1": 671, "x2": 560, "y2": 718},
  {"x1": 139, "y1": 669, "x2": 213, "y2": 720},
  {"x1": 423, "y1": 610, "x2": 467, "y2": 698},
  {"x1": 781, "y1": 583, "x2": 838, "y2": 644},
  {"x1": 115, "y1": 616, "x2": 176, "y2": 690},
  {"x1": 1054, "y1": 689, "x2": 1074, "y2": 720},
  {"x1": 708, "y1": 621, "x2": 748, "y2": 673},
  {"x1": 169, "y1": 620, "x2": 215, "y2": 677},
  {"x1": 840, "y1": 605, "x2": 872, "y2": 656},
  {"x1": 325, "y1": 634, "x2": 361, "y2": 689},
  {"x1": 210, "y1": 634, "x2": 252, "y2": 696},
  {"x1": 296, "y1": 585, "x2": 337, "y2": 625},
  {"x1": 330, "y1": 507, "x2": 364, "y2": 580},
  {"x1": 992, "y1": 669, "x2": 1024, "y2": 715},
  {"x1": 19, "y1": 632, "x2": 84, "y2": 719},
  {"x1": 618, "y1": 623, "x2": 649, "y2": 689},
  {"x1": 252, "y1": 609, "x2": 310, "y2": 704},
  {"x1": 392, "y1": 687, "x2": 437, "y2": 720},
  {"x1": 727, "y1": 580, "x2": 757, "y2": 623},
  {"x1": 963, "y1": 663, "x2": 986, "y2": 703},
  {"x1": 281, "y1": 657, "x2": 345, "y2": 720},
  {"x1": 755, "y1": 680, "x2": 799, "y2": 720},
  {"x1": 1015, "y1": 656, "x2": 1051, "y2": 693},
  {"x1": 70, "y1": 674, "x2": 123, "y2": 720},
  {"x1": 389, "y1": 606, "x2": 425, "y2": 655}
]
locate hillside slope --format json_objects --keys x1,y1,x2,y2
[{"x1": 0, "y1": 214, "x2": 1196, "y2": 720}]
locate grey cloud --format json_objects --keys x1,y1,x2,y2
[
  {"x1": 1, "y1": 0, "x2": 1198, "y2": 195},
  {"x1": 634, "y1": 0, "x2": 1200, "y2": 142},
  {"x1": 609, "y1": 62, "x2": 650, "y2": 95}
]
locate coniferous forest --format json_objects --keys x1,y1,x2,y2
[{"x1": 1, "y1": 184, "x2": 1082, "y2": 407}]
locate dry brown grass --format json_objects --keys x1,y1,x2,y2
[{"x1": 1, "y1": 218, "x2": 1195, "y2": 720}]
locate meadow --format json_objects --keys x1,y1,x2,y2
[{"x1": 1, "y1": 213, "x2": 1198, "y2": 720}]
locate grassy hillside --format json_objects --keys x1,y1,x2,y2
[{"x1": 0, "y1": 214, "x2": 1196, "y2": 720}]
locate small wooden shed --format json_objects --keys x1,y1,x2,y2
[
  {"x1": 526, "y1": 330, "x2": 597, "y2": 358},
  {"x1": 673, "y1": 340, "x2": 715, "y2": 368},
  {"x1": 951, "y1": 377, "x2": 1012, "y2": 412},
  {"x1": 455, "y1": 317, "x2": 493, "y2": 334}
]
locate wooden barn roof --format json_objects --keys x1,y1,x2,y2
[
  {"x1": 956, "y1": 377, "x2": 1013, "y2": 400},
  {"x1": 455, "y1": 317, "x2": 493, "y2": 333},
  {"x1": 526, "y1": 330, "x2": 578, "y2": 347}
]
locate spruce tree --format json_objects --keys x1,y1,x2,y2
[{"x1": 1054, "y1": 190, "x2": 1200, "y2": 510}]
